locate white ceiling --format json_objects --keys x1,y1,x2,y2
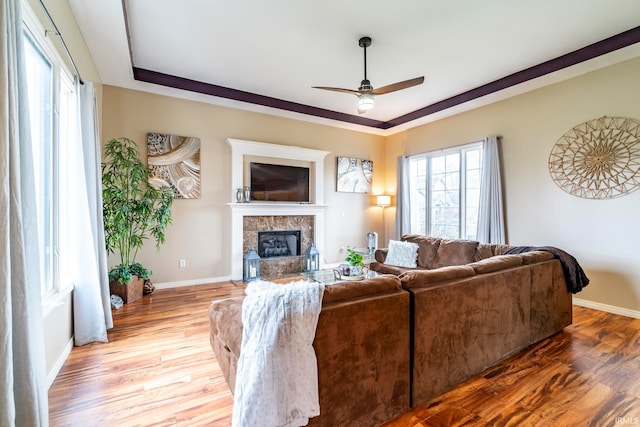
[{"x1": 68, "y1": 0, "x2": 640, "y2": 135}]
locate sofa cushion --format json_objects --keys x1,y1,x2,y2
[
  {"x1": 468, "y1": 254, "x2": 523, "y2": 274},
  {"x1": 474, "y1": 243, "x2": 513, "y2": 261},
  {"x1": 432, "y1": 239, "x2": 479, "y2": 269},
  {"x1": 384, "y1": 240, "x2": 419, "y2": 268},
  {"x1": 399, "y1": 265, "x2": 476, "y2": 290},
  {"x1": 401, "y1": 235, "x2": 441, "y2": 269},
  {"x1": 323, "y1": 275, "x2": 403, "y2": 304}
]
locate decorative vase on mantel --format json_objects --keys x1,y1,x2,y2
[{"x1": 243, "y1": 186, "x2": 251, "y2": 203}]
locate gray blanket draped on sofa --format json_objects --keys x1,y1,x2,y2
[{"x1": 505, "y1": 246, "x2": 590, "y2": 293}]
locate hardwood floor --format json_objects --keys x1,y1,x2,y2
[{"x1": 49, "y1": 282, "x2": 640, "y2": 426}]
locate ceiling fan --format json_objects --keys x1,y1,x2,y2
[{"x1": 313, "y1": 36, "x2": 424, "y2": 114}]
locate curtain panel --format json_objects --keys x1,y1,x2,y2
[
  {"x1": 1, "y1": 0, "x2": 50, "y2": 424},
  {"x1": 71, "y1": 81, "x2": 112, "y2": 346},
  {"x1": 395, "y1": 155, "x2": 411, "y2": 240},
  {"x1": 476, "y1": 135, "x2": 506, "y2": 244}
]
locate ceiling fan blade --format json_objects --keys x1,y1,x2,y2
[
  {"x1": 312, "y1": 86, "x2": 361, "y2": 96},
  {"x1": 371, "y1": 76, "x2": 425, "y2": 95}
]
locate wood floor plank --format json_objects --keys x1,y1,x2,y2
[{"x1": 49, "y1": 283, "x2": 640, "y2": 426}]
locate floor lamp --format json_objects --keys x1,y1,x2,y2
[{"x1": 376, "y1": 195, "x2": 391, "y2": 246}]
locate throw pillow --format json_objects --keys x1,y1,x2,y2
[
  {"x1": 401, "y1": 234, "x2": 441, "y2": 268},
  {"x1": 384, "y1": 240, "x2": 419, "y2": 268}
]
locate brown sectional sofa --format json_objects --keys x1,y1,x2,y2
[
  {"x1": 209, "y1": 275, "x2": 411, "y2": 427},
  {"x1": 209, "y1": 235, "x2": 574, "y2": 425}
]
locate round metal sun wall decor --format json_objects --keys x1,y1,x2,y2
[{"x1": 548, "y1": 116, "x2": 640, "y2": 199}]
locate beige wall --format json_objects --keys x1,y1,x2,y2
[
  {"x1": 102, "y1": 87, "x2": 386, "y2": 283},
  {"x1": 385, "y1": 57, "x2": 640, "y2": 313}
]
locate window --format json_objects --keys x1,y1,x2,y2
[
  {"x1": 22, "y1": 3, "x2": 78, "y2": 299},
  {"x1": 408, "y1": 143, "x2": 482, "y2": 240}
]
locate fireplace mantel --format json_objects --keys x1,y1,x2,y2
[{"x1": 227, "y1": 139, "x2": 330, "y2": 279}]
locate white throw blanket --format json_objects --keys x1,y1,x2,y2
[{"x1": 232, "y1": 279, "x2": 325, "y2": 427}]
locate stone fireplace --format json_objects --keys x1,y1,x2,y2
[
  {"x1": 245, "y1": 216, "x2": 314, "y2": 278},
  {"x1": 228, "y1": 138, "x2": 330, "y2": 280}
]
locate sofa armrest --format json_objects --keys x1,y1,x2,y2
[
  {"x1": 374, "y1": 248, "x2": 388, "y2": 263},
  {"x1": 467, "y1": 254, "x2": 523, "y2": 274},
  {"x1": 369, "y1": 262, "x2": 420, "y2": 276}
]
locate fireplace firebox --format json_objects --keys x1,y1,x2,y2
[{"x1": 257, "y1": 230, "x2": 301, "y2": 258}]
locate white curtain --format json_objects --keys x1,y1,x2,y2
[
  {"x1": 0, "y1": 0, "x2": 50, "y2": 424},
  {"x1": 477, "y1": 135, "x2": 506, "y2": 244},
  {"x1": 71, "y1": 81, "x2": 113, "y2": 346},
  {"x1": 395, "y1": 155, "x2": 411, "y2": 240}
]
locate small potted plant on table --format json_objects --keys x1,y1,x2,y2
[
  {"x1": 335, "y1": 248, "x2": 367, "y2": 279},
  {"x1": 102, "y1": 137, "x2": 174, "y2": 303}
]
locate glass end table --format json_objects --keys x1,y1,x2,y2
[{"x1": 302, "y1": 268, "x2": 377, "y2": 284}]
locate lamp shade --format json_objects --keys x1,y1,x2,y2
[
  {"x1": 377, "y1": 194, "x2": 391, "y2": 207},
  {"x1": 357, "y1": 93, "x2": 375, "y2": 112}
]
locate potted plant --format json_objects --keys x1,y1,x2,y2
[
  {"x1": 102, "y1": 137, "x2": 174, "y2": 303},
  {"x1": 345, "y1": 248, "x2": 364, "y2": 269},
  {"x1": 336, "y1": 248, "x2": 367, "y2": 278}
]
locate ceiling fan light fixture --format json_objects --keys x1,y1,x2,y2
[{"x1": 357, "y1": 93, "x2": 375, "y2": 112}]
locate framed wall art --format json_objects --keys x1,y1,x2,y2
[
  {"x1": 336, "y1": 157, "x2": 373, "y2": 193},
  {"x1": 147, "y1": 132, "x2": 201, "y2": 199}
]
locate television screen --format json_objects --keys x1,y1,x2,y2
[{"x1": 250, "y1": 162, "x2": 310, "y2": 202}]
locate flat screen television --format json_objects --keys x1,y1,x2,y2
[{"x1": 250, "y1": 162, "x2": 310, "y2": 202}]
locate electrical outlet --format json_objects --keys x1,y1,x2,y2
[{"x1": 179, "y1": 259, "x2": 186, "y2": 268}]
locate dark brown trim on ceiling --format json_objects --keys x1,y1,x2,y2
[
  {"x1": 387, "y1": 25, "x2": 640, "y2": 128},
  {"x1": 130, "y1": 25, "x2": 640, "y2": 131},
  {"x1": 132, "y1": 68, "x2": 389, "y2": 129}
]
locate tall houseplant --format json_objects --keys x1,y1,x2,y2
[{"x1": 102, "y1": 137, "x2": 174, "y2": 301}]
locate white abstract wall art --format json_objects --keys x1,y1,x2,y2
[
  {"x1": 147, "y1": 132, "x2": 201, "y2": 199},
  {"x1": 336, "y1": 157, "x2": 373, "y2": 193}
]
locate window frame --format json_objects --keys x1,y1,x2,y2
[
  {"x1": 408, "y1": 141, "x2": 483, "y2": 240},
  {"x1": 22, "y1": 0, "x2": 77, "y2": 311}
]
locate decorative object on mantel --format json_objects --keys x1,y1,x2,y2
[
  {"x1": 243, "y1": 247, "x2": 261, "y2": 282},
  {"x1": 235, "y1": 188, "x2": 243, "y2": 203},
  {"x1": 337, "y1": 157, "x2": 373, "y2": 193},
  {"x1": 305, "y1": 243, "x2": 320, "y2": 272},
  {"x1": 549, "y1": 116, "x2": 640, "y2": 199},
  {"x1": 243, "y1": 186, "x2": 251, "y2": 203},
  {"x1": 147, "y1": 132, "x2": 201, "y2": 199}
]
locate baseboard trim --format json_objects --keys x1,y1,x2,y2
[
  {"x1": 154, "y1": 276, "x2": 232, "y2": 289},
  {"x1": 573, "y1": 297, "x2": 640, "y2": 319},
  {"x1": 48, "y1": 336, "x2": 74, "y2": 389}
]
